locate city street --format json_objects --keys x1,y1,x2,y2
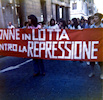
[{"x1": 0, "y1": 56, "x2": 102, "y2": 100}]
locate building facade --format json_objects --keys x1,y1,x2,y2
[
  {"x1": 19, "y1": 0, "x2": 52, "y2": 26},
  {"x1": 0, "y1": 0, "x2": 70, "y2": 28},
  {"x1": 0, "y1": 0, "x2": 99, "y2": 28},
  {"x1": 87, "y1": 0, "x2": 97, "y2": 16},
  {"x1": 0, "y1": 0, "x2": 19, "y2": 28},
  {"x1": 19, "y1": 0, "x2": 70, "y2": 26},
  {"x1": 70, "y1": 0, "x2": 97, "y2": 19}
]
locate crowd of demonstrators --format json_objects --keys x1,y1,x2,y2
[
  {"x1": 6, "y1": 14, "x2": 95, "y2": 30},
  {"x1": 7, "y1": 13, "x2": 103, "y2": 79},
  {"x1": 7, "y1": 13, "x2": 103, "y2": 31}
]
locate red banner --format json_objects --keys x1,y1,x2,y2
[{"x1": 0, "y1": 28, "x2": 103, "y2": 61}]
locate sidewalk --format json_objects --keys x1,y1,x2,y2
[{"x1": 0, "y1": 60, "x2": 102, "y2": 100}]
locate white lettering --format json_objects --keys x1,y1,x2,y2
[
  {"x1": 91, "y1": 41, "x2": 99, "y2": 59},
  {"x1": 59, "y1": 30, "x2": 70, "y2": 40}
]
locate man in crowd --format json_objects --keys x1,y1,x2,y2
[{"x1": 7, "y1": 22, "x2": 15, "y2": 29}]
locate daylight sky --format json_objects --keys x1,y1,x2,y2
[{"x1": 94, "y1": 0, "x2": 103, "y2": 14}]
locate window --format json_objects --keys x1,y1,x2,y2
[{"x1": 72, "y1": 3, "x2": 77, "y2": 10}]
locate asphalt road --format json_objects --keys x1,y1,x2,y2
[{"x1": 0, "y1": 56, "x2": 102, "y2": 100}]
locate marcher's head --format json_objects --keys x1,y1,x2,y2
[
  {"x1": 39, "y1": 21, "x2": 45, "y2": 28},
  {"x1": 72, "y1": 18, "x2": 78, "y2": 25},
  {"x1": 81, "y1": 16, "x2": 85, "y2": 22},
  {"x1": 81, "y1": 18, "x2": 85, "y2": 23},
  {"x1": 88, "y1": 16, "x2": 94, "y2": 25},
  {"x1": 24, "y1": 22, "x2": 28, "y2": 26},
  {"x1": 8, "y1": 22, "x2": 12, "y2": 26},
  {"x1": 94, "y1": 13, "x2": 103, "y2": 23},
  {"x1": 68, "y1": 20, "x2": 71, "y2": 24},
  {"x1": 72, "y1": 18, "x2": 79, "y2": 29},
  {"x1": 50, "y1": 18, "x2": 55, "y2": 26},
  {"x1": 28, "y1": 14, "x2": 38, "y2": 27},
  {"x1": 59, "y1": 19, "x2": 66, "y2": 29}
]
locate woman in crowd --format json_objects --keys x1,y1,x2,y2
[
  {"x1": 28, "y1": 14, "x2": 45, "y2": 76},
  {"x1": 28, "y1": 14, "x2": 41, "y2": 29},
  {"x1": 85, "y1": 16, "x2": 94, "y2": 29},
  {"x1": 80, "y1": 17, "x2": 85, "y2": 28},
  {"x1": 48, "y1": 18, "x2": 59, "y2": 29},
  {"x1": 58, "y1": 19, "x2": 67, "y2": 29},
  {"x1": 89, "y1": 13, "x2": 103, "y2": 79}
]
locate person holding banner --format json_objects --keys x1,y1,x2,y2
[
  {"x1": 28, "y1": 14, "x2": 45, "y2": 76},
  {"x1": 89, "y1": 13, "x2": 103, "y2": 79}
]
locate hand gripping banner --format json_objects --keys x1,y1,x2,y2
[{"x1": 0, "y1": 28, "x2": 103, "y2": 61}]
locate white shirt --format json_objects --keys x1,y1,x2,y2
[
  {"x1": 70, "y1": 25, "x2": 81, "y2": 30},
  {"x1": 90, "y1": 23, "x2": 103, "y2": 28},
  {"x1": 8, "y1": 25, "x2": 15, "y2": 29},
  {"x1": 48, "y1": 24, "x2": 59, "y2": 29}
]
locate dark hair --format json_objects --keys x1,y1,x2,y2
[
  {"x1": 50, "y1": 18, "x2": 55, "y2": 26},
  {"x1": 28, "y1": 14, "x2": 38, "y2": 27},
  {"x1": 88, "y1": 16, "x2": 94, "y2": 25},
  {"x1": 72, "y1": 18, "x2": 79, "y2": 29},
  {"x1": 59, "y1": 19, "x2": 67, "y2": 29},
  {"x1": 94, "y1": 13, "x2": 103, "y2": 20},
  {"x1": 24, "y1": 21, "x2": 28, "y2": 26}
]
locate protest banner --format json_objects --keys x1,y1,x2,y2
[{"x1": 0, "y1": 28, "x2": 103, "y2": 61}]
